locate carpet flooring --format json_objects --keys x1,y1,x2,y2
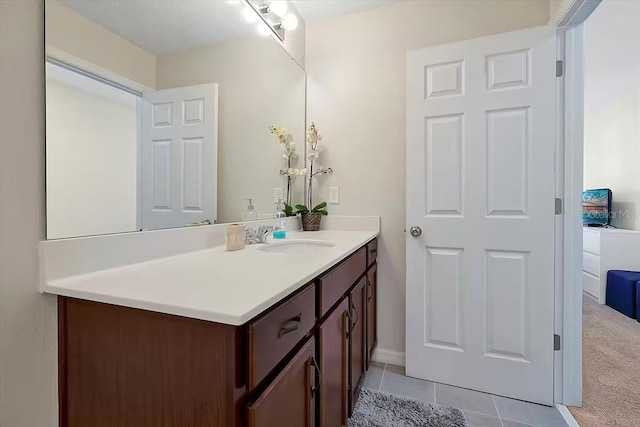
[
  {"x1": 348, "y1": 388, "x2": 467, "y2": 427},
  {"x1": 568, "y1": 295, "x2": 640, "y2": 426}
]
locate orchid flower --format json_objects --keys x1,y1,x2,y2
[{"x1": 304, "y1": 122, "x2": 333, "y2": 210}]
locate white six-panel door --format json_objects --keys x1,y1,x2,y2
[
  {"x1": 142, "y1": 83, "x2": 218, "y2": 230},
  {"x1": 406, "y1": 26, "x2": 556, "y2": 405}
]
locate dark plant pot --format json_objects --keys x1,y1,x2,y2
[{"x1": 301, "y1": 212, "x2": 322, "y2": 231}]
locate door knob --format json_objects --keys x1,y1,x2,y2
[{"x1": 409, "y1": 226, "x2": 422, "y2": 237}]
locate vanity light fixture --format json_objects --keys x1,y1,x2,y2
[
  {"x1": 252, "y1": 0, "x2": 299, "y2": 40},
  {"x1": 279, "y1": 13, "x2": 298, "y2": 31},
  {"x1": 235, "y1": 0, "x2": 298, "y2": 41}
]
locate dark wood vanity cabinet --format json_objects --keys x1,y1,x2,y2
[
  {"x1": 317, "y1": 247, "x2": 367, "y2": 318},
  {"x1": 58, "y1": 298, "x2": 243, "y2": 427},
  {"x1": 348, "y1": 277, "x2": 367, "y2": 415},
  {"x1": 248, "y1": 284, "x2": 316, "y2": 390},
  {"x1": 366, "y1": 262, "x2": 377, "y2": 367},
  {"x1": 57, "y1": 238, "x2": 377, "y2": 427},
  {"x1": 317, "y1": 298, "x2": 349, "y2": 427},
  {"x1": 246, "y1": 337, "x2": 316, "y2": 427}
]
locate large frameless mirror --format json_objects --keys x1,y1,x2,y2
[{"x1": 45, "y1": 0, "x2": 306, "y2": 239}]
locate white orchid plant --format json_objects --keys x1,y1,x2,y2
[
  {"x1": 295, "y1": 122, "x2": 333, "y2": 216},
  {"x1": 270, "y1": 126, "x2": 307, "y2": 216}
]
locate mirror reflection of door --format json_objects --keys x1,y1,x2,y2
[
  {"x1": 46, "y1": 62, "x2": 219, "y2": 237},
  {"x1": 141, "y1": 84, "x2": 218, "y2": 230}
]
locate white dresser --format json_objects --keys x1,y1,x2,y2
[{"x1": 583, "y1": 227, "x2": 640, "y2": 303}]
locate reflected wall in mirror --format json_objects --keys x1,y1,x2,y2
[{"x1": 45, "y1": 0, "x2": 306, "y2": 239}]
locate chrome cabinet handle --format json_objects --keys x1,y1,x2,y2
[
  {"x1": 310, "y1": 356, "x2": 321, "y2": 396},
  {"x1": 345, "y1": 310, "x2": 352, "y2": 338},
  {"x1": 409, "y1": 226, "x2": 422, "y2": 237},
  {"x1": 277, "y1": 313, "x2": 302, "y2": 338},
  {"x1": 350, "y1": 302, "x2": 359, "y2": 332}
]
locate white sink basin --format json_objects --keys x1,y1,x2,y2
[{"x1": 258, "y1": 239, "x2": 336, "y2": 254}]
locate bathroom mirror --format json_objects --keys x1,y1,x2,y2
[{"x1": 44, "y1": 0, "x2": 306, "y2": 239}]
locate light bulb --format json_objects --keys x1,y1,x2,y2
[
  {"x1": 281, "y1": 13, "x2": 298, "y2": 30},
  {"x1": 257, "y1": 21, "x2": 271, "y2": 36},
  {"x1": 242, "y1": 7, "x2": 258, "y2": 23},
  {"x1": 269, "y1": 1, "x2": 288, "y2": 18}
]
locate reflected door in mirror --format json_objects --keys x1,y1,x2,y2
[{"x1": 142, "y1": 84, "x2": 218, "y2": 230}]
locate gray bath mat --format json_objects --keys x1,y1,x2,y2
[{"x1": 348, "y1": 388, "x2": 467, "y2": 427}]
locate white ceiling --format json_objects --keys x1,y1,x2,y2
[
  {"x1": 290, "y1": 0, "x2": 402, "y2": 22},
  {"x1": 58, "y1": 0, "x2": 258, "y2": 56}
]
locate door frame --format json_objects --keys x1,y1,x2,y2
[{"x1": 550, "y1": 0, "x2": 602, "y2": 406}]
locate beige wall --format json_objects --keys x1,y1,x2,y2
[
  {"x1": 46, "y1": 0, "x2": 156, "y2": 89},
  {"x1": 0, "y1": 1, "x2": 59, "y2": 426},
  {"x1": 584, "y1": 0, "x2": 640, "y2": 230},
  {"x1": 157, "y1": 38, "x2": 306, "y2": 222},
  {"x1": 305, "y1": 0, "x2": 550, "y2": 356}
]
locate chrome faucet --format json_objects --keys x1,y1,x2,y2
[{"x1": 245, "y1": 225, "x2": 278, "y2": 244}]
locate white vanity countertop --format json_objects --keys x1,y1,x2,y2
[{"x1": 42, "y1": 230, "x2": 378, "y2": 325}]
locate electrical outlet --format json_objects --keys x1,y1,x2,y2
[
  {"x1": 329, "y1": 186, "x2": 340, "y2": 204},
  {"x1": 274, "y1": 187, "x2": 283, "y2": 203}
]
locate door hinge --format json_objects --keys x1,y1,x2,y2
[
  {"x1": 554, "y1": 334, "x2": 561, "y2": 351},
  {"x1": 555, "y1": 198, "x2": 563, "y2": 215},
  {"x1": 556, "y1": 60, "x2": 564, "y2": 77}
]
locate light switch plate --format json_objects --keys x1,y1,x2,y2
[
  {"x1": 329, "y1": 186, "x2": 340, "y2": 204},
  {"x1": 274, "y1": 187, "x2": 283, "y2": 203}
]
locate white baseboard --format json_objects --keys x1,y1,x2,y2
[
  {"x1": 372, "y1": 348, "x2": 405, "y2": 367},
  {"x1": 556, "y1": 404, "x2": 580, "y2": 427}
]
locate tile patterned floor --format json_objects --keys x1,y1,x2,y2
[{"x1": 363, "y1": 362, "x2": 569, "y2": 427}]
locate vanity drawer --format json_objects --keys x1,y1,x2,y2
[
  {"x1": 248, "y1": 284, "x2": 316, "y2": 390},
  {"x1": 318, "y1": 247, "x2": 367, "y2": 318},
  {"x1": 366, "y1": 239, "x2": 377, "y2": 267},
  {"x1": 583, "y1": 251, "x2": 600, "y2": 277}
]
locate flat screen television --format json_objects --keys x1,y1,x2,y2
[{"x1": 582, "y1": 188, "x2": 612, "y2": 226}]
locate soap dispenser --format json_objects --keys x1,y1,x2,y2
[
  {"x1": 242, "y1": 199, "x2": 257, "y2": 221},
  {"x1": 273, "y1": 199, "x2": 286, "y2": 239}
]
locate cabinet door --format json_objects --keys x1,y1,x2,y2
[
  {"x1": 318, "y1": 298, "x2": 349, "y2": 427},
  {"x1": 246, "y1": 338, "x2": 316, "y2": 427},
  {"x1": 366, "y1": 262, "x2": 377, "y2": 368},
  {"x1": 348, "y1": 277, "x2": 366, "y2": 415}
]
